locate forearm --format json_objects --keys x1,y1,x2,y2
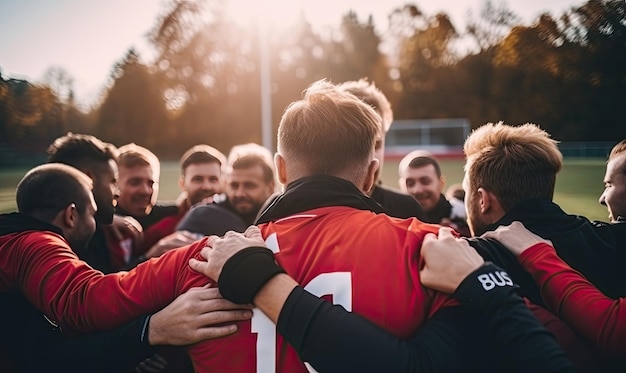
[
  {"x1": 17, "y1": 234, "x2": 188, "y2": 332},
  {"x1": 520, "y1": 244, "x2": 626, "y2": 354},
  {"x1": 253, "y1": 273, "x2": 298, "y2": 324},
  {"x1": 277, "y1": 286, "x2": 475, "y2": 372},
  {"x1": 454, "y1": 263, "x2": 575, "y2": 373}
]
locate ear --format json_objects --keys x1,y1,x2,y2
[
  {"x1": 363, "y1": 158, "x2": 379, "y2": 193},
  {"x1": 178, "y1": 175, "x2": 185, "y2": 191},
  {"x1": 398, "y1": 177, "x2": 406, "y2": 192},
  {"x1": 275, "y1": 153, "x2": 287, "y2": 185},
  {"x1": 476, "y1": 187, "x2": 491, "y2": 214},
  {"x1": 62, "y1": 203, "x2": 78, "y2": 228}
]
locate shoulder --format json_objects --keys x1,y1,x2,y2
[
  {"x1": 372, "y1": 185, "x2": 425, "y2": 220},
  {"x1": 177, "y1": 204, "x2": 247, "y2": 236},
  {"x1": 150, "y1": 203, "x2": 180, "y2": 217}
]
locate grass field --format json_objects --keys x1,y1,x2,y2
[{"x1": 0, "y1": 158, "x2": 610, "y2": 222}]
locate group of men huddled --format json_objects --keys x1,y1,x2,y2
[{"x1": 0, "y1": 78, "x2": 625, "y2": 372}]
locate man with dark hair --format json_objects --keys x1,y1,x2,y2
[
  {"x1": 338, "y1": 79, "x2": 425, "y2": 219},
  {"x1": 399, "y1": 150, "x2": 469, "y2": 236},
  {"x1": 176, "y1": 143, "x2": 275, "y2": 237},
  {"x1": 47, "y1": 133, "x2": 122, "y2": 273},
  {"x1": 0, "y1": 163, "x2": 252, "y2": 372},
  {"x1": 179, "y1": 144, "x2": 227, "y2": 207}
]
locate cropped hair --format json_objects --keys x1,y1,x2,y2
[
  {"x1": 16, "y1": 163, "x2": 93, "y2": 222},
  {"x1": 608, "y1": 140, "x2": 626, "y2": 176},
  {"x1": 464, "y1": 122, "x2": 562, "y2": 211},
  {"x1": 180, "y1": 144, "x2": 227, "y2": 174},
  {"x1": 337, "y1": 79, "x2": 393, "y2": 133},
  {"x1": 47, "y1": 133, "x2": 118, "y2": 172},
  {"x1": 399, "y1": 150, "x2": 441, "y2": 177},
  {"x1": 228, "y1": 144, "x2": 275, "y2": 185},
  {"x1": 117, "y1": 143, "x2": 160, "y2": 181},
  {"x1": 277, "y1": 80, "x2": 379, "y2": 182}
]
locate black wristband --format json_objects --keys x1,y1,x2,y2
[{"x1": 218, "y1": 246, "x2": 286, "y2": 304}]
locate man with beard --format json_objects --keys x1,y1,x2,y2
[
  {"x1": 0, "y1": 164, "x2": 253, "y2": 372},
  {"x1": 47, "y1": 133, "x2": 121, "y2": 273},
  {"x1": 176, "y1": 143, "x2": 275, "y2": 237},
  {"x1": 136, "y1": 144, "x2": 228, "y2": 261}
]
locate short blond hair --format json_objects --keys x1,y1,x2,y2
[
  {"x1": 609, "y1": 139, "x2": 626, "y2": 160},
  {"x1": 118, "y1": 143, "x2": 161, "y2": 182},
  {"x1": 337, "y1": 79, "x2": 393, "y2": 133},
  {"x1": 228, "y1": 143, "x2": 275, "y2": 186},
  {"x1": 277, "y1": 80, "x2": 379, "y2": 182},
  {"x1": 464, "y1": 122, "x2": 562, "y2": 211}
]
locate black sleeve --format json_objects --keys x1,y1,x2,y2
[
  {"x1": 454, "y1": 263, "x2": 575, "y2": 373},
  {"x1": 277, "y1": 266, "x2": 575, "y2": 373},
  {"x1": 33, "y1": 316, "x2": 155, "y2": 372},
  {"x1": 277, "y1": 286, "x2": 473, "y2": 373}
]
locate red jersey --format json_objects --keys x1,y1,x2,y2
[
  {"x1": 1, "y1": 207, "x2": 455, "y2": 372},
  {"x1": 0, "y1": 229, "x2": 177, "y2": 332},
  {"x1": 178, "y1": 206, "x2": 456, "y2": 372}
]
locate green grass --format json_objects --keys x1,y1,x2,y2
[{"x1": 0, "y1": 158, "x2": 610, "y2": 222}]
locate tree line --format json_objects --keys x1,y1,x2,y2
[{"x1": 1, "y1": 0, "x2": 624, "y2": 164}]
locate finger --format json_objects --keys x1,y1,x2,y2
[
  {"x1": 243, "y1": 225, "x2": 263, "y2": 240},
  {"x1": 197, "y1": 296, "x2": 255, "y2": 311},
  {"x1": 437, "y1": 226, "x2": 455, "y2": 239},
  {"x1": 206, "y1": 235, "x2": 220, "y2": 248},
  {"x1": 196, "y1": 324, "x2": 240, "y2": 340},
  {"x1": 421, "y1": 232, "x2": 438, "y2": 250},
  {"x1": 199, "y1": 246, "x2": 211, "y2": 259},
  {"x1": 196, "y1": 309, "x2": 254, "y2": 325},
  {"x1": 193, "y1": 286, "x2": 221, "y2": 300},
  {"x1": 189, "y1": 258, "x2": 210, "y2": 274}
]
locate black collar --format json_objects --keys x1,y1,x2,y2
[{"x1": 256, "y1": 175, "x2": 386, "y2": 224}]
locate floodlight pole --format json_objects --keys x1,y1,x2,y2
[{"x1": 259, "y1": 21, "x2": 273, "y2": 152}]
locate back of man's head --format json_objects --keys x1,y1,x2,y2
[
  {"x1": 278, "y1": 80, "x2": 379, "y2": 183},
  {"x1": 464, "y1": 122, "x2": 562, "y2": 211},
  {"x1": 180, "y1": 144, "x2": 227, "y2": 175},
  {"x1": 337, "y1": 79, "x2": 393, "y2": 133},
  {"x1": 47, "y1": 133, "x2": 118, "y2": 173},
  {"x1": 17, "y1": 163, "x2": 93, "y2": 222}
]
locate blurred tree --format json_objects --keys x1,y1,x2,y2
[
  {"x1": 96, "y1": 49, "x2": 169, "y2": 150},
  {"x1": 394, "y1": 4, "x2": 459, "y2": 119},
  {"x1": 466, "y1": 0, "x2": 521, "y2": 52}
]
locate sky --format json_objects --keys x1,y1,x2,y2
[{"x1": 0, "y1": 0, "x2": 585, "y2": 107}]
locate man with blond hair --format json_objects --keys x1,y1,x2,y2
[
  {"x1": 135, "y1": 144, "x2": 228, "y2": 261},
  {"x1": 460, "y1": 123, "x2": 626, "y2": 304},
  {"x1": 29, "y1": 80, "x2": 454, "y2": 372},
  {"x1": 338, "y1": 79, "x2": 424, "y2": 219},
  {"x1": 599, "y1": 139, "x2": 626, "y2": 222}
]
